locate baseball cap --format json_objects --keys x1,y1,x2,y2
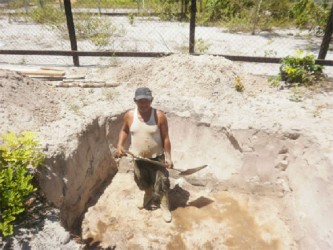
[{"x1": 134, "y1": 87, "x2": 153, "y2": 101}]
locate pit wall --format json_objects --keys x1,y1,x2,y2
[
  {"x1": 38, "y1": 115, "x2": 123, "y2": 232},
  {"x1": 169, "y1": 115, "x2": 333, "y2": 249},
  {"x1": 37, "y1": 113, "x2": 333, "y2": 249}
]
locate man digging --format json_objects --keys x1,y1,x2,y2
[{"x1": 116, "y1": 87, "x2": 173, "y2": 223}]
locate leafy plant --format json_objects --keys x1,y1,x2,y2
[
  {"x1": 74, "y1": 14, "x2": 126, "y2": 48},
  {"x1": 234, "y1": 76, "x2": 245, "y2": 92},
  {"x1": 292, "y1": 0, "x2": 329, "y2": 31},
  {"x1": 128, "y1": 12, "x2": 135, "y2": 25},
  {"x1": 195, "y1": 38, "x2": 210, "y2": 53},
  {"x1": 109, "y1": 54, "x2": 120, "y2": 67},
  {"x1": 268, "y1": 75, "x2": 281, "y2": 88},
  {"x1": 102, "y1": 88, "x2": 119, "y2": 101},
  {"x1": 0, "y1": 131, "x2": 45, "y2": 236},
  {"x1": 157, "y1": 2, "x2": 179, "y2": 21},
  {"x1": 68, "y1": 103, "x2": 83, "y2": 116},
  {"x1": 264, "y1": 49, "x2": 277, "y2": 57},
  {"x1": 289, "y1": 84, "x2": 303, "y2": 102},
  {"x1": 280, "y1": 50, "x2": 324, "y2": 85},
  {"x1": 29, "y1": 5, "x2": 65, "y2": 25},
  {"x1": 27, "y1": 5, "x2": 125, "y2": 48},
  {"x1": 19, "y1": 57, "x2": 27, "y2": 65}
]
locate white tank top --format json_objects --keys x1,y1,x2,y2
[{"x1": 129, "y1": 107, "x2": 164, "y2": 158}]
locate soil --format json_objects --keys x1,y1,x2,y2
[{"x1": 1, "y1": 54, "x2": 333, "y2": 249}]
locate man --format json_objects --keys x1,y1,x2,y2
[{"x1": 116, "y1": 87, "x2": 173, "y2": 223}]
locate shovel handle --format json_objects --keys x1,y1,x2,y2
[
  {"x1": 125, "y1": 151, "x2": 208, "y2": 175},
  {"x1": 126, "y1": 151, "x2": 169, "y2": 168}
]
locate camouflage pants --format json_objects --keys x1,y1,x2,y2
[{"x1": 133, "y1": 154, "x2": 170, "y2": 200}]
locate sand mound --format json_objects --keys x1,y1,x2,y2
[
  {"x1": 115, "y1": 54, "x2": 271, "y2": 99},
  {"x1": 0, "y1": 70, "x2": 61, "y2": 133}
]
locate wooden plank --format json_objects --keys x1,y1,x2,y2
[
  {"x1": 19, "y1": 70, "x2": 65, "y2": 77},
  {"x1": 64, "y1": 75, "x2": 86, "y2": 79},
  {"x1": 40, "y1": 66, "x2": 66, "y2": 71},
  {"x1": 62, "y1": 79, "x2": 104, "y2": 83},
  {"x1": 54, "y1": 81, "x2": 119, "y2": 88},
  {"x1": 26, "y1": 76, "x2": 66, "y2": 81}
]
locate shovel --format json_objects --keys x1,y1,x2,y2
[{"x1": 126, "y1": 151, "x2": 208, "y2": 176}]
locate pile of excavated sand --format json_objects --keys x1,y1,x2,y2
[
  {"x1": 1, "y1": 54, "x2": 333, "y2": 250},
  {"x1": 0, "y1": 70, "x2": 62, "y2": 133}
]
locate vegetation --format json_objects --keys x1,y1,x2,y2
[
  {"x1": 194, "y1": 0, "x2": 331, "y2": 32},
  {"x1": 0, "y1": 131, "x2": 45, "y2": 237},
  {"x1": 234, "y1": 76, "x2": 245, "y2": 92},
  {"x1": 195, "y1": 38, "x2": 210, "y2": 53},
  {"x1": 280, "y1": 50, "x2": 324, "y2": 85},
  {"x1": 25, "y1": 4, "x2": 126, "y2": 48},
  {"x1": 29, "y1": 4, "x2": 65, "y2": 25},
  {"x1": 4, "y1": 0, "x2": 331, "y2": 32},
  {"x1": 74, "y1": 13, "x2": 126, "y2": 48}
]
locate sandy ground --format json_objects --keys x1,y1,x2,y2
[{"x1": 1, "y1": 54, "x2": 333, "y2": 249}]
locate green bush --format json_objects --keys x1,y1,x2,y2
[
  {"x1": 234, "y1": 76, "x2": 245, "y2": 92},
  {"x1": 280, "y1": 50, "x2": 324, "y2": 85},
  {"x1": 74, "y1": 14, "x2": 126, "y2": 48},
  {"x1": 292, "y1": 0, "x2": 329, "y2": 31},
  {"x1": 157, "y1": 2, "x2": 179, "y2": 21},
  {"x1": 29, "y1": 5, "x2": 65, "y2": 25},
  {"x1": 28, "y1": 5, "x2": 124, "y2": 48},
  {"x1": 0, "y1": 131, "x2": 45, "y2": 237}
]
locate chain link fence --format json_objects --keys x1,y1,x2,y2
[
  {"x1": 0, "y1": 0, "x2": 332, "y2": 76},
  {"x1": 0, "y1": 0, "x2": 188, "y2": 65}
]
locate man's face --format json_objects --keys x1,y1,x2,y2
[{"x1": 135, "y1": 98, "x2": 152, "y2": 113}]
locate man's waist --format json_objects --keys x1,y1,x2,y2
[{"x1": 129, "y1": 147, "x2": 164, "y2": 158}]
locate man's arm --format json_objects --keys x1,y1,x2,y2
[
  {"x1": 116, "y1": 111, "x2": 131, "y2": 157},
  {"x1": 158, "y1": 111, "x2": 173, "y2": 169}
]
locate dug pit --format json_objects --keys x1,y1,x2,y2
[
  {"x1": 2, "y1": 54, "x2": 333, "y2": 249},
  {"x1": 37, "y1": 113, "x2": 332, "y2": 249}
]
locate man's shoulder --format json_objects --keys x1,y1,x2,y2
[
  {"x1": 155, "y1": 109, "x2": 165, "y2": 116},
  {"x1": 124, "y1": 109, "x2": 134, "y2": 120},
  {"x1": 155, "y1": 109, "x2": 167, "y2": 122},
  {"x1": 126, "y1": 109, "x2": 134, "y2": 115}
]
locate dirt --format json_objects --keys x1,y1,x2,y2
[{"x1": 1, "y1": 54, "x2": 333, "y2": 249}]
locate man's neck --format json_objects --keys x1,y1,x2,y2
[{"x1": 138, "y1": 107, "x2": 152, "y2": 122}]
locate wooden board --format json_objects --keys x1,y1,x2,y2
[
  {"x1": 40, "y1": 66, "x2": 66, "y2": 71},
  {"x1": 54, "y1": 81, "x2": 119, "y2": 88},
  {"x1": 19, "y1": 70, "x2": 65, "y2": 77}
]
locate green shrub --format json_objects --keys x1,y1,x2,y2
[
  {"x1": 157, "y1": 2, "x2": 179, "y2": 21},
  {"x1": 195, "y1": 38, "x2": 210, "y2": 53},
  {"x1": 280, "y1": 50, "x2": 324, "y2": 85},
  {"x1": 29, "y1": 5, "x2": 65, "y2": 25},
  {"x1": 128, "y1": 12, "x2": 135, "y2": 25},
  {"x1": 76, "y1": 14, "x2": 126, "y2": 47},
  {"x1": 234, "y1": 76, "x2": 245, "y2": 92},
  {"x1": 0, "y1": 131, "x2": 45, "y2": 237},
  {"x1": 292, "y1": 0, "x2": 329, "y2": 31},
  {"x1": 27, "y1": 5, "x2": 124, "y2": 48}
]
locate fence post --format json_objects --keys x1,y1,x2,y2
[
  {"x1": 24, "y1": 0, "x2": 28, "y2": 13},
  {"x1": 64, "y1": 0, "x2": 80, "y2": 66},
  {"x1": 318, "y1": 3, "x2": 333, "y2": 59},
  {"x1": 189, "y1": 0, "x2": 196, "y2": 54}
]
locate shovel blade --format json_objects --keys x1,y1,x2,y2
[{"x1": 178, "y1": 165, "x2": 208, "y2": 176}]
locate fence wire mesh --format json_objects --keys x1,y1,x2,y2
[{"x1": 0, "y1": 0, "x2": 333, "y2": 77}]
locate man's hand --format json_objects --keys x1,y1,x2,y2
[
  {"x1": 164, "y1": 152, "x2": 173, "y2": 169},
  {"x1": 165, "y1": 155, "x2": 173, "y2": 169},
  {"x1": 116, "y1": 146, "x2": 126, "y2": 158}
]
